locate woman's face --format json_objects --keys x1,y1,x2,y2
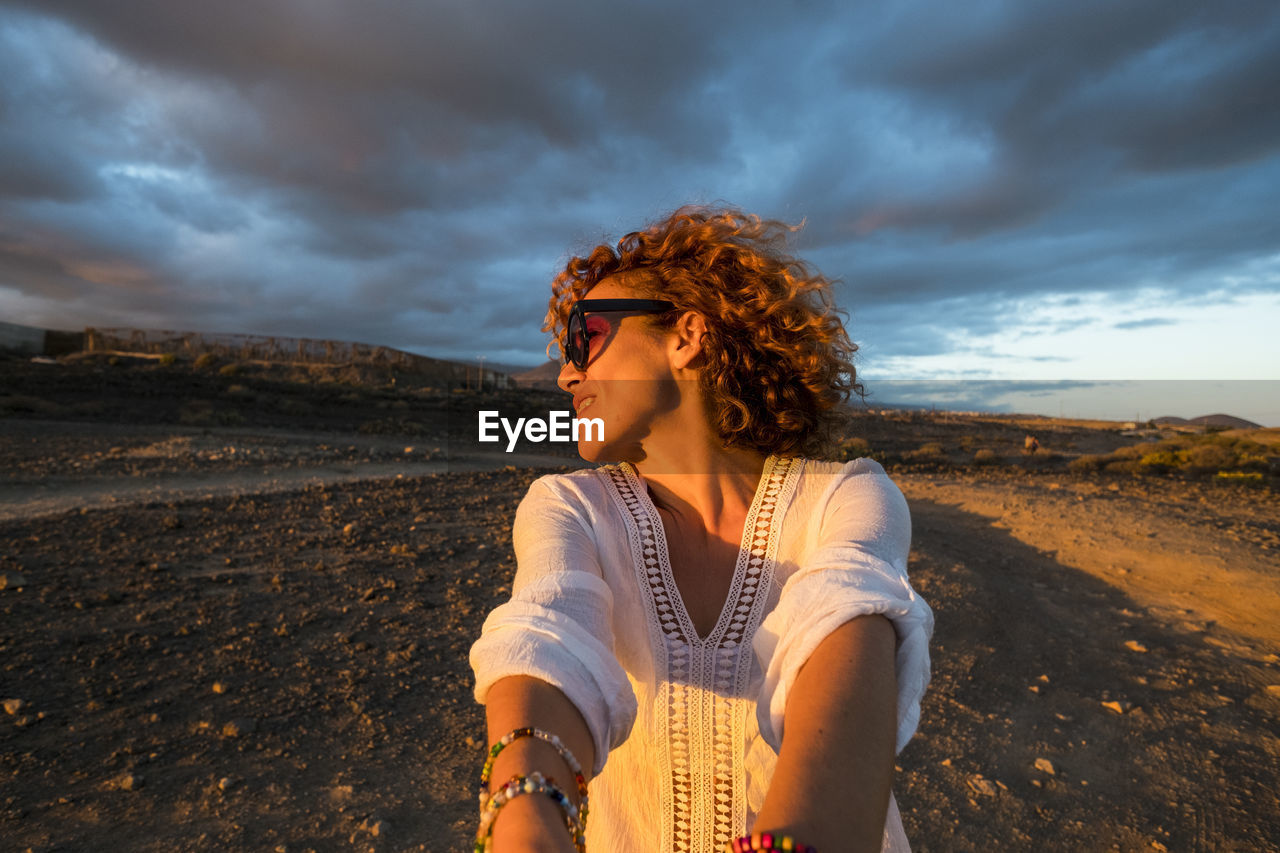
[{"x1": 556, "y1": 276, "x2": 682, "y2": 463}]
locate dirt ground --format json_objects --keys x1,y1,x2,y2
[{"x1": 2, "y1": 357, "x2": 1278, "y2": 851}]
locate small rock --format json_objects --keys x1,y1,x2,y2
[
  {"x1": 342, "y1": 523, "x2": 358, "y2": 536},
  {"x1": 1034, "y1": 757, "x2": 1056, "y2": 775},
  {"x1": 0, "y1": 572, "x2": 27, "y2": 591},
  {"x1": 218, "y1": 776, "x2": 239, "y2": 792},
  {"x1": 162, "y1": 515, "x2": 182, "y2": 530},
  {"x1": 1124, "y1": 640, "x2": 1149, "y2": 653},
  {"x1": 940, "y1": 758, "x2": 952, "y2": 767},
  {"x1": 222, "y1": 718, "x2": 258, "y2": 737},
  {"x1": 212, "y1": 682, "x2": 226, "y2": 694},
  {"x1": 361, "y1": 816, "x2": 391, "y2": 837},
  {"x1": 1028, "y1": 685, "x2": 1040, "y2": 693},
  {"x1": 1038, "y1": 674, "x2": 1050, "y2": 683},
  {"x1": 1102, "y1": 700, "x2": 1132, "y2": 714},
  {"x1": 965, "y1": 774, "x2": 998, "y2": 797},
  {"x1": 111, "y1": 772, "x2": 144, "y2": 791},
  {"x1": 3, "y1": 698, "x2": 25, "y2": 716}
]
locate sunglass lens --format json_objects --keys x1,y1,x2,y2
[{"x1": 567, "y1": 311, "x2": 585, "y2": 367}]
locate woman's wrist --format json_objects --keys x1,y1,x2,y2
[{"x1": 487, "y1": 790, "x2": 579, "y2": 853}]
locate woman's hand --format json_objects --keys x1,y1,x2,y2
[{"x1": 753, "y1": 614, "x2": 898, "y2": 853}]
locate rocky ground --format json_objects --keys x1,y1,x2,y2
[{"x1": 2, "y1": 356, "x2": 1278, "y2": 851}]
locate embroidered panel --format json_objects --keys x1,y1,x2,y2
[{"x1": 604, "y1": 456, "x2": 801, "y2": 852}]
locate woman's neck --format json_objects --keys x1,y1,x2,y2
[{"x1": 634, "y1": 442, "x2": 768, "y2": 529}]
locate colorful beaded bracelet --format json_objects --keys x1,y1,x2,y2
[
  {"x1": 479, "y1": 727, "x2": 589, "y2": 827},
  {"x1": 474, "y1": 771, "x2": 585, "y2": 853},
  {"x1": 727, "y1": 832, "x2": 818, "y2": 852}
]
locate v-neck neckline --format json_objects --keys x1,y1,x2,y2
[{"x1": 622, "y1": 455, "x2": 785, "y2": 645}]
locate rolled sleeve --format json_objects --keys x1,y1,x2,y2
[
  {"x1": 754, "y1": 459, "x2": 933, "y2": 755},
  {"x1": 470, "y1": 476, "x2": 637, "y2": 775}
]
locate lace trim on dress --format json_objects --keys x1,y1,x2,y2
[{"x1": 601, "y1": 456, "x2": 802, "y2": 852}]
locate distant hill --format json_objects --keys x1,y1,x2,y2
[
  {"x1": 511, "y1": 360, "x2": 562, "y2": 391},
  {"x1": 1189, "y1": 413, "x2": 1261, "y2": 430},
  {"x1": 1154, "y1": 414, "x2": 1259, "y2": 429}
]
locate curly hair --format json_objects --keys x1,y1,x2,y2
[{"x1": 545, "y1": 205, "x2": 862, "y2": 459}]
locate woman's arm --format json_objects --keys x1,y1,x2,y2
[
  {"x1": 483, "y1": 676, "x2": 597, "y2": 852},
  {"x1": 753, "y1": 613, "x2": 898, "y2": 853}
]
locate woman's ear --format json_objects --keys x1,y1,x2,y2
[{"x1": 670, "y1": 311, "x2": 708, "y2": 371}]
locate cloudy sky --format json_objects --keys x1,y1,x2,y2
[{"x1": 2, "y1": 1, "x2": 1277, "y2": 421}]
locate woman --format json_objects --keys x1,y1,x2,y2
[{"x1": 470, "y1": 207, "x2": 933, "y2": 853}]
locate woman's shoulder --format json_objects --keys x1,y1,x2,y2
[
  {"x1": 794, "y1": 455, "x2": 898, "y2": 495},
  {"x1": 790, "y1": 455, "x2": 907, "y2": 528},
  {"x1": 518, "y1": 464, "x2": 628, "y2": 519},
  {"x1": 526, "y1": 464, "x2": 621, "y2": 495}
]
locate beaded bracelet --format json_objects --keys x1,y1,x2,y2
[
  {"x1": 474, "y1": 771, "x2": 585, "y2": 853},
  {"x1": 479, "y1": 727, "x2": 589, "y2": 827},
  {"x1": 727, "y1": 832, "x2": 818, "y2": 852}
]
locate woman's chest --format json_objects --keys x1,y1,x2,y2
[{"x1": 659, "y1": 510, "x2": 748, "y2": 640}]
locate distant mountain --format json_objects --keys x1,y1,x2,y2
[
  {"x1": 1153, "y1": 414, "x2": 1260, "y2": 429},
  {"x1": 484, "y1": 360, "x2": 540, "y2": 376},
  {"x1": 511, "y1": 360, "x2": 562, "y2": 391},
  {"x1": 1189, "y1": 413, "x2": 1261, "y2": 430}
]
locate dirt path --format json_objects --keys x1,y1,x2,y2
[{"x1": 0, "y1": 452, "x2": 573, "y2": 523}]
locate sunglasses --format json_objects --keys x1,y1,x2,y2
[{"x1": 564, "y1": 298, "x2": 676, "y2": 370}]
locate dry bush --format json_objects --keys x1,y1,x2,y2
[
  {"x1": 973, "y1": 448, "x2": 999, "y2": 465},
  {"x1": 837, "y1": 436, "x2": 871, "y2": 461},
  {"x1": 1214, "y1": 470, "x2": 1264, "y2": 486},
  {"x1": 904, "y1": 442, "x2": 947, "y2": 464},
  {"x1": 1068, "y1": 454, "x2": 1108, "y2": 473},
  {"x1": 218, "y1": 363, "x2": 244, "y2": 378},
  {"x1": 194, "y1": 353, "x2": 218, "y2": 370},
  {"x1": 1182, "y1": 444, "x2": 1237, "y2": 473}
]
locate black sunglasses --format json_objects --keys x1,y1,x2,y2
[{"x1": 564, "y1": 298, "x2": 677, "y2": 370}]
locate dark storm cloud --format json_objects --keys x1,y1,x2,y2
[{"x1": 0, "y1": 0, "x2": 1276, "y2": 371}]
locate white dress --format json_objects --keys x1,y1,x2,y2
[{"x1": 470, "y1": 455, "x2": 933, "y2": 852}]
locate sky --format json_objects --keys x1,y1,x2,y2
[{"x1": 1, "y1": 1, "x2": 1278, "y2": 423}]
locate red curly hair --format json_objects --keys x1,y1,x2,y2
[{"x1": 545, "y1": 206, "x2": 861, "y2": 458}]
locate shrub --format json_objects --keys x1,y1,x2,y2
[
  {"x1": 194, "y1": 353, "x2": 218, "y2": 369},
  {"x1": 218, "y1": 363, "x2": 243, "y2": 378},
  {"x1": 1105, "y1": 459, "x2": 1141, "y2": 475},
  {"x1": 158, "y1": 353, "x2": 177, "y2": 366},
  {"x1": 973, "y1": 449, "x2": 999, "y2": 465},
  {"x1": 837, "y1": 436, "x2": 871, "y2": 461},
  {"x1": 1138, "y1": 450, "x2": 1181, "y2": 472},
  {"x1": 1068, "y1": 454, "x2": 1107, "y2": 473},
  {"x1": 1214, "y1": 470, "x2": 1264, "y2": 486},
  {"x1": 1182, "y1": 444, "x2": 1236, "y2": 473},
  {"x1": 904, "y1": 443, "x2": 947, "y2": 465}
]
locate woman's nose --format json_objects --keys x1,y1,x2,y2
[{"x1": 557, "y1": 360, "x2": 583, "y2": 393}]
